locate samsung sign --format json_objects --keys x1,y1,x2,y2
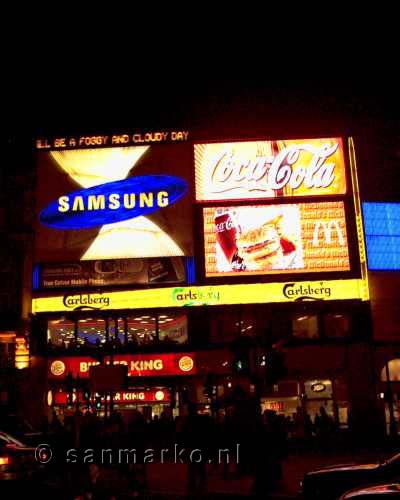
[{"x1": 40, "y1": 175, "x2": 188, "y2": 230}]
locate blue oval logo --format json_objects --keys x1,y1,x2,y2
[{"x1": 40, "y1": 175, "x2": 188, "y2": 230}]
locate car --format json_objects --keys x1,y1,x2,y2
[
  {"x1": 339, "y1": 483, "x2": 400, "y2": 499},
  {"x1": 300, "y1": 452, "x2": 400, "y2": 500},
  {"x1": 0, "y1": 414, "x2": 44, "y2": 446},
  {"x1": 0, "y1": 430, "x2": 39, "y2": 481}
]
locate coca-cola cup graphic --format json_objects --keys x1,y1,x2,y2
[{"x1": 215, "y1": 209, "x2": 238, "y2": 265}]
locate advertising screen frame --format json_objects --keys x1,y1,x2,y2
[
  {"x1": 194, "y1": 137, "x2": 348, "y2": 203},
  {"x1": 202, "y1": 201, "x2": 352, "y2": 278},
  {"x1": 193, "y1": 136, "x2": 364, "y2": 285}
]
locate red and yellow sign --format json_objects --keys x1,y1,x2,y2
[
  {"x1": 48, "y1": 353, "x2": 197, "y2": 379},
  {"x1": 53, "y1": 388, "x2": 170, "y2": 405},
  {"x1": 204, "y1": 201, "x2": 350, "y2": 277},
  {"x1": 195, "y1": 138, "x2": 347, "y2": 202}
]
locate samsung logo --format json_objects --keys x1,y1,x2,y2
[
  {"x1": 40, "y1": 175, "x2": 187, "y2": 230},
  {"x1": 58, "y1": 191, "x2": 169, "y2": 212}
]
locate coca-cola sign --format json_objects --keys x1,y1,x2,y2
[{"x1": 195, "y1": 138, "x2": 347, "y2": 201}]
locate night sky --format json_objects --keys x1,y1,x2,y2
[{"x1": 3, "y1": 71, "x2": 400, "y2": 200}]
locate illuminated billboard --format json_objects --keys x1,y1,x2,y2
[
  {"x1": 34, "y1": 257, "x2": 186, "y2": 289},
  {"x1": 195, "y1": 137, "x2": 347, "y2": 202},
  {"x1": 48, "y1": 352, "x2": 197, "y2": 378},
  {"x1": 35, "y1": 143, "x2": 193, "y2": 262},
  {"x1": 203, "y1": 202, "x2": 350, "y2": 277},
  {"x1": 362, "y1": 202, "x2": 400, "y2": 270},
  {"x1": 32, "y1": 278, "x2": 368, "y2": 314},
  {"x1": 53, "y1": 389, "x2": 171, "y2": 405}
]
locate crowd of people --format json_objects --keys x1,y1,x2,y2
[{"x1": 35, "y1": 401, "x2": 338, "y2": 498}]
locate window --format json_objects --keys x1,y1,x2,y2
[
  {"x1": 324, "y1": 313, "x2": 350, "y2": 338},
  {"x1": 47, "y1": 312, "x2": 188, "y2": 349},
  {"x1": 127, "y1": 315, "x2": 156, "y2": 345},
  {"x1": 108, "y1": 318, "x2": 125, "y2": 343},
  {"x1": 48, "y1": 317, "x2": 75, "y2": 348},
  {"x1": 77, "y1": 318, "x2": 105, "y2": 345},
  {"x1": 210, "y1": 309, "x2": 239, "y2": 343},
  {"x1": 292, "y1": 315, "x2": 319, "y2": 339},
  {"x1": 159, "y1": 313, "x2": 188, "y2": 344}
]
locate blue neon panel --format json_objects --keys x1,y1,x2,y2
[
  {"x1": 185, "y1": 256, "x2": 196, "y2": 284},
  {"x1": 32, "y1": 264, "x2": 40, "y2": 290},
  {"x1": 362, "y1": 202, "x2": 400, "y2": 270}
]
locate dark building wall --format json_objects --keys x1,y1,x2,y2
[{"x1": 369, "y1": 273, "x2": 400, "y2": 341}]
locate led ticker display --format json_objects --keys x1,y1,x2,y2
[
  {"x1": 203, "y1": 202, "x2": 350, "y2": 277},
  {"x1": 362, "y1": 202, "x2": 400, "y2": 270},
  {"x1": 195, "y1": 138, "x2": 347, "y2": 202},
  {"x1": 35, "y1": 144, "x2": 193, "y2": 262}
]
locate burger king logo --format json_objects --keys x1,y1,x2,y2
[
  {"x1": 50, "y1": 360, "x2": 66, "y2": 377},
  {"x1": 178, "y1": 355, "x2": 194, "y2": 372},
  {"x1": 155, "y1": 390, "x2": 165, "y2": 401}
]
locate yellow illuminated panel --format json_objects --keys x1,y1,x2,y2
[
  {"x1": 15, "y1": 337, "x2": 29, "y2": 369},
  {"x1": 32, "y1": 279, "x2": 366, "y2": 313},
  {"x1": 204, "y1": 202, "x2": 350, "y2": 277},
  {"x1": 195, "y1": 138, "x2": 347, "y2": 202},
  {"x1": 51, "y1": 147, "x2": 149, "y2": 188},
  {"x1": 348, "y1": 137, "x2": 369, "y2": 301}
]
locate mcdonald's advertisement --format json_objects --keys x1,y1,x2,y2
[
  {"x1": 203, "y1": 201, "x2": 350, "y2": 277},
  {"x1": 34, "y1": 143, "x2": 194, "y2": 263},
  {"x1": 195, "y1": 137, "x2": 347, "y2": 202}
]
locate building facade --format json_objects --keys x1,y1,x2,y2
[{"x1": 22, "y1": 130, "x2": 387, "y2": 439}]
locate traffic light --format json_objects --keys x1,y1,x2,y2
[
  {"x1": 233, "y1": 357, "x2": 249, "y2": 373},
  {"x1": 230, "y1": 337, "x2": 251, "y2": 375},
  {"x1": 95, "y1": 396, "x2": 102, "y2": 410},
  {"x1": 83, "y1": 384, "x2": 91, "y2": 406}
]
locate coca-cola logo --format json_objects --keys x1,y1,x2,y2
[
  {"x1": 196, "y1": 140, "x2": 345, "y2": 200},
  {"x1": 215, "y1": 217, "x2": 234, "y2": 232},
  {"x1": 212, "y1": 143, "x2": 337, "y2": 192}
]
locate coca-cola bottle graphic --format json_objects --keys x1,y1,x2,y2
[{"x1": 214, "y1": 208, "x2": 242, "y2": 270}]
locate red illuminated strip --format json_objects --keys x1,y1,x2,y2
[
  {"x1": 48, "y1": 353, "x2": 196, "y2": 378},
  {"x1": 54, "y1": 389, "x2": 170, "y2": 405}
]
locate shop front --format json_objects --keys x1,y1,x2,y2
[
  {"x1": 49, "y1": 387, "x2": 173, "y2": 421},
  {"x1": 260, "y1": 378, "x2": 350, "y2": 429}
]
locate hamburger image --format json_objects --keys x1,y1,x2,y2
[
  {"x1": 235, "y1": 211, "x2": 298, "y2": 271},
  {"x1": 236, "y1": 216, "x2": 284, "y2": 270}
]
